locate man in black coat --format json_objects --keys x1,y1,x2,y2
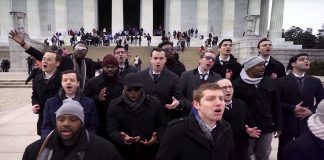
[
  {"x1": 276, "y1": 53, "x2": 324, "y2": 160},
  {"x1": 23, "y1": 99, "x2": 123, "y2": 160},
  {"x1": 138, "y1": 48, "x2": 183, "y2": 121},
  {"x1": 179, "y1": 50, "x2": 221, "y2": 115},
  {"x1": 257, "y1": 38, "x2": 286, "y2": 80},
  {"x1": 84, "y1": 54, "x2": 124, "y2": 139},
  {"x1": 216, "y1": 78, "x2": 261, "y2": 160},
  {"x1": 31, "y1": 51, "x2": 62, "y2": 136},
  {"x1": 158, "y1": 41, "x2": 186, "y2": 77},
  {"x1": 9, "y1": 30, "x2": 101, "y2": 90},
  {"x1": 211, "y1": 39, "x2": 242, "y2": 81},
  {"x1": 156, "y1": 83, "x2": 235, "y2": 160},
  {"x1": 282, "y1": 99, "x2": 324, "y2": 160},
  {"x1": 233, "y1": 56, "x2": 282, "y2": 160},
  {"x1": 107, "y1": 73, "x2": 167, "y2": 160},
  {"x1": 113, "y1": 45, "x2": 138, "y2": 80}
]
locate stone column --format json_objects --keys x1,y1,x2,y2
[
  {"x1": 27, "y1": 0, "x2": 41, "y2": 38},
  {"x1": 269, "y1": 0, "x2": 285, "y2": 39},
  {"x1": 221, "y1": 0, "x2": 235, "y2": 37},
  {"x1": 55, "y1": 0, "x2": 67, "y2": 33},
  {"x1": 0, "y1": 0, "x2": 12, "y2": 44},
  {"x1": 246, "y1": 0, "x2": 261, "y2": 36},
  {"x1": 196, "y1": 0, "x2": 208, "y2": 36},
  {"x1": 112, "y1": 0, "x2": 123, "y2": 35},
  {"x1": 169, "y1": 0, "x2": 181, "y2": 32},
  {"x1": 140, "y1": 0, "x2": 153, "y2": 35},
  {"x1": 259, "y1": 0, "x2": 269, "y2": 37},
  {"x1": 83, "y1": 0, "x2": 97, "y2": 33}
]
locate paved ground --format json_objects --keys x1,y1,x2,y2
[{"x1": 0, "y1": 72, "x2": 323, "y2": 160}]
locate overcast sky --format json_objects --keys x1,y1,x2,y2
[{"x1": 282, "y1": 0, "x2": 324, "y2": 33}]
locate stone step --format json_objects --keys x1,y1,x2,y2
[{"x1": 0, "y1": 85, "x2": 31, "y2": 88}]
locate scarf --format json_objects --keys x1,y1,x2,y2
[
  {"x1": 240, "y1": 69, "x2": 262, "y2": 85},
  {"x1": 308, "y1": 114, "x2": 324, "y2": 140},
  {"x1": 193, "y1": 109, "x2": 213, "y2": 142},
  {"x1": 121, "y1": 89, "x2": 145, "y2": 111},
  {"x1": 73, "y1": 58, "x2": 87, "y2": 91}
]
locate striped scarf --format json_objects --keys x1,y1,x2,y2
[{"x1": 308, "y1": 114, "x2": 324, "y2": 140}]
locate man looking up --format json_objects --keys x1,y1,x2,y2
[{"x1": 113, "y1": 45, "x2": 138, "y2": 80}]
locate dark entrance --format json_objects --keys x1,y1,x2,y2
[
  {"x1": 124, "y1": 0, "x2": 140, "y2": 30},
  {"x1": 98, "y1": 0, "x2": 112, "y2": 33},
  {"x1": 153, "y1": 0, "x2": 164, "y2": 30}
]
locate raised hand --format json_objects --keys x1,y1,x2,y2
[
  {"x1": 140, "y1": 132, "x2": 157, "y2": 146},
  {"x1": 9, "y1": 30, "x2": 25, "y2": 46},
  {"x1": 98, "y1": 87, "x2": 107, "y2": 101},
  {"x1": 165, "y1": 96, "x2": 180, "y2": 110},
  {"x1": 245, "y1": 125, "x2": 261, "y2": 138}
]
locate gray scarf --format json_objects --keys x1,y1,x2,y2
[
  {"x1": 73, "y1": 58, "x2": 87, "y2": 91},
  {"x1": 121, "y1": 89, "x2": 145, "y2": 111},
  {"x1": 193, "y1": 109, "x2": 213, "y2": 142},
  {"x1": 240, "y1": 69, "x2": 262, "y2": 85}
]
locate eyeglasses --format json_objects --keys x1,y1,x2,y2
[
  {"x1": 115, "y1": 51, "x2": 126, "y2": 54},
  {"x1": 202, "y1": 56, "x2": 216, "y2": 62},
  {"x1": 126, "y1": 87, "x2": 141, "y2": 92},
  {"x1": 220, "y1": 85, "x2": 233, "y2": 90}
]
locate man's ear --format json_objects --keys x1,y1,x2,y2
[{"x1": 192, "y1": 100, "x2": 200, "y2": 110}]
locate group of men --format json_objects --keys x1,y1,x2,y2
[{"x1": 8, "y1": 29, "x2": 324, "y2": 160}]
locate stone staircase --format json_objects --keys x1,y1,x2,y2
[{"x1": 0, "y1": 79, "x2": 31, "y2": 88}]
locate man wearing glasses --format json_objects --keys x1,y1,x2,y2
[
  {"x1": 9, "y1": 30, "x2": 101, "y2": 90},
  {"x1": 113, "y1": 45, "x2": 138, "y2": 80},
  {"x1": 179, "y1": 51, "x2": 221, "y2": 116},
  {"x1": 158, "y1": 41, "x2": 186, "y2": 77}
]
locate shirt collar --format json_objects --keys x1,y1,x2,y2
[{"x1": 293, "y1": 72, "x2": 305, "y2": 78}]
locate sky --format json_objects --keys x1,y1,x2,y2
[{"x1": 282, "y1": 0, "x2": 324, "y2": 33}]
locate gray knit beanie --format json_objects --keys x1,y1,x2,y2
[
  {"x1": 56, "y1": 99, "x2": 84, "y2": 124},
  {"x1": 243, "y1": 56, "x2": 265, "y2": 71}
]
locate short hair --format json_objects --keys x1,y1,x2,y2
[
  {"x1": 61, "y1": 70, "x2": 80, "y2": 81},
  {"x1": 45, "y1": 49, "x2": 62, "y2": 63},
  {"x1": 73, "y1": 41, "x2": 88, "y2": 50},
  {"x1": 193, "y1": 83, "x2": 221, "y2": 102},
  {"x1": 200, "y1": 50, "x2": 216, "y2": 58},
  {"x1": 257, "y1": 38, "x2": 271, "y2": 48},
  {"x1": 150, "y1": 48, "x2": 166, "y2": 57},
  {"x1": 113, "y1": 45, "x2": 125, "y2": 54},
  {"x1": 218, "y1": 39, "x2": 232, "y2": 48},
  {"x1": 287, "y1": 53, "x2": 309, "y2": 69},
  {"x1": 158, "y1": 41, "x2": 173, "y2": 48}
]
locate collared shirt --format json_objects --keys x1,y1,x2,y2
[
  {"x1": 263, "y1": 56, "x2": 271, "y2": 66},
  {"x1": 204, "y1": 123, "x2": 217, "y2": 132},
  {"x1": 219, "y1": 56, "x2": 231, "y2": 65},
  {"x1": 225, "y1": 100, "x2": 233, "y2": 110},
  {"x1": 198, "y1": 67, "x2": 209, "y2": 80}
]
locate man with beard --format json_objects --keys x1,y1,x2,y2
[
  {"x1": 23, "y1": 99, "x2": 123, "y2": 160},
  {"x1": 156, "y1": 83, "x2": 235, "y2": 160},
  {"x1": 257, "y1": 38, "x2": 286, "y2": 80},
  {"x1": 32, "y1": 51, "x2": 62, "y2": 136},
  {"x1": 210, "y1": 39, "x2": 241, "y2": 81},
  {"x1": 179, "y1": 51, "x2": 221, "y2": 116},
  {"x1": 138, "y1": 48, "x2": 183, "y2": 121},
  {"x1": 216, "y1": 78, "x2": 261, "y2": 160},
  {"x1": 9, "y1": 30, "x2": 101, "y2": 90},
  {"x1": 84, "y1": 54, "x2": 124, "y2": 139},
  {"x1": 113, "y1": 45, "x2": 138, "y2": 80},
  {"x1": 107, "y1": 73, "x2": 167, "y2": 160},
  {"x1": 233, "y1": 56, "x2": 282, "y2": 160},
  {"x1": 276, "y1": 53, "x2": 324, "y2": 160},
  {"x1": 41, "y1": 70, "x2": 99, "y2": 138},
  {"x1": 158, "y1": 41, "x2": 186, "y2": 77}
]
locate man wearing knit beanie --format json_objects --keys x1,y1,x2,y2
[
  {"x1": 233, "y1": 56, "x2": 282, "y2": 160},
  {"x1": 282, "y1": 99, "x2": 324, "y2": 160},
  {"x1": 84, "y1": 54, "x2": 124, "y2": 139}
]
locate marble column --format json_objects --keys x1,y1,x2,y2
[
  {"x1": 269, "y1": 0, "x2": 285, "y2": 39},
  {"x1": 0, "y1": 0, "x2": 12, "y2": 44},
  {"x1": 169, "y1": 0, "x2": 181, "y2": 32},
  {"x1": 259, "y1": 0, "x2": 269, "y2": 37},
  {"x1": 246, "y1": 0, "x2": 261, "y2": 35},
  {"x1": 140, "y1": 0, "x2": 153, "y2": 35},
  {"x1": 27, "y1": 0, "x2": 41, "y2": 38},
  {"x1": 83, "y1": 0, "x2": 97, "y2": 32},
  {"x1": 221, "y1": 0, "x2": 235, "y2": 38},
  {"x1": 196, "y1": 0, "x2": 208, "y2": 36},
  {"x1": 112, "y1": 0, "x2": 123, "y2": 35},
  {"x1": 55, "y1": 0, "x2": 67, "y2": 33}
]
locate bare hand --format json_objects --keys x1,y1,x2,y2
[
  {"x1": 245, "y1": 125, "x2": 261, "y2": 138},
  {"x1": 140, "y1": 132, "x2": 158, "y2": 146},
  {"x1": 32, "y1": 104, "x2": 40, "y2": 114},
  {"x1": 225, "y1": 69, "x2": 233, "y2": 79},
  {"x1": 296, "y1": 107, "x2": 312, "y2": 120},
  {"x1": 120, "y1": 132, "x2": 140, "y2": 145},
  {"x1": 165, "y1": 96, "x2": 180, "y2": 110},
  {"x1": 9, "y1": 30, "x2": 25, "y2": 45},
  {"x1": 270, "y1": 73, "x2": 278, "y2": 80},
  {"x1": 98, "y1": 87, "x2": 106, "y2": 101},
  {"x1": 273, "y1": 131, "x2": 282, "y2": 138}
]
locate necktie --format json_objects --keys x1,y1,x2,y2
[
  {"x1": 221, "y1": 60, "x2": 227, "y2": 65},
  {"x1": 265, "y1": 61, "x2": 269, "y2": 66},
  {"x1": 153, "y1": 74, "x2": 159, "y2": 83},
  {"x1": 200, "y1": 74, "x2": 207, "y2": 84},
  {"x1": 225, "y1": 103, "x2": 232, "y2": 110},
  {"x1": 296, "y1": 77, "x2": 304, "y2": 86},
  {"x1": 119, "y1": 67, "x2": 124, "y2": 73}
]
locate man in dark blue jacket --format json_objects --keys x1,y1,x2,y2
[{"x1": 41, "y1": 70, "x2": 99, "y2": 138}]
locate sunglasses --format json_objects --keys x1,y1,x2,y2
[
  {"x1": 126, "y1": 87, "x2": 141, "y2": 92},
  {"x1": 203, "y1": 56, "x2": 216, "y2": 62}
]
